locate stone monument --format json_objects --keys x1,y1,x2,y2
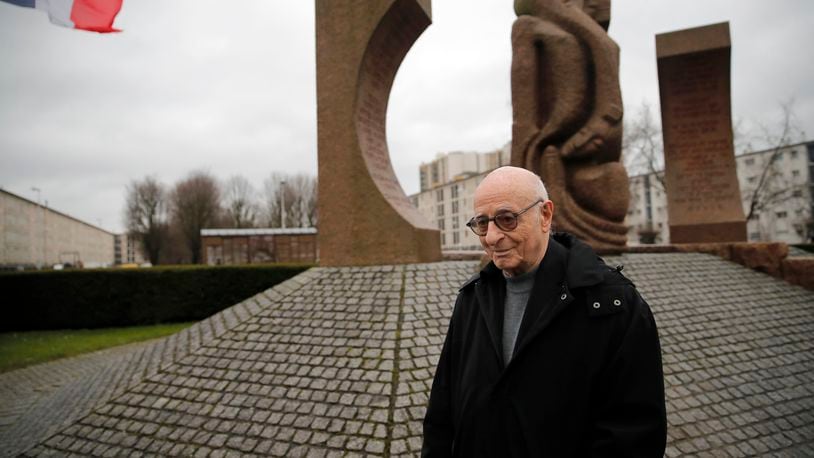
[
  {"x1": 315, "y1": 0, "x2": 441, "y2": 266},
  {"x1": 510, "y1": 0, "x2": 629, "y2": 250},
  {"x1": 656, "y1": 22, "x2": 747, "y2": 243}
]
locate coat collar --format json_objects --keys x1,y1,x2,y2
[
  {"x1": 468, "y1": 232, "x2": 607, "y2": 290},
  {"x1": 467, "y1": 232, "x2": 609, "y2": 369}
]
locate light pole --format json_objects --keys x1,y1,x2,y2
[{"x1": 280, "y1": 180, "x2": 287, "y2": 229}]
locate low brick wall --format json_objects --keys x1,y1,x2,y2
[{"x1": 782, "y1": 257, "x2": 814, "y2": 290}]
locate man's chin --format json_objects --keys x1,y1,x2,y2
[{"x1": 492, "y1": 257, "x2": 518, "y2": 272}]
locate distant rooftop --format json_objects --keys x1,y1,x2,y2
[{"x1": 201, "y1": 227, "x2": 317, "y2": 236}]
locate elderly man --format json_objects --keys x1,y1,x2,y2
[{"x1": 422, "y1": 166, "x2": 666, "y2": 457}]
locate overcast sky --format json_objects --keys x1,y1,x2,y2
[{"x1": 1, "y1": 1, "x2": 812, "y2": 233}]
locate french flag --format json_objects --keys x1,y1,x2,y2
[{"x1": 1, "y1": 0, "x2": 123, "y2": 33}]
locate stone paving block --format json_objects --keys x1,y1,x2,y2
[{"x1": 2, "y1": 256, "x2": 814, "y2": 456}]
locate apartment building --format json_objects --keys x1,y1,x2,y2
[
  {"x1": 626, "y1": 140, "x2": 813, "y2": 244},
  {"x1": 419, "y1": 144, "x2": 509, "y2": 192},
  {"x1": 411, "y1": 141, "x2": 813, "y2": 250},
  {"x1": 114, "y1": 233, "x2": 147, "y2": 265},
  {"x1": 411, "y1": 145, "x2": 510, "y2": 250},
  {"x1": 411, "y1": 174, "x2": 486, "y2": 251}
]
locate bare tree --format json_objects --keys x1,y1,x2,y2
[
  {"x1": 623, "y1": 102, "x2": 666, "y2": 244},
  {"x1": 262, "y1": 172, "x2": 285, "y2": 227},
  {"x1": 170, "y1": 171, "x2": 221, "y2": 263},
  {"x1": 623, "y1": 102, "x2": 665, "y2": 190},
  {"x1": 124, "y1": 176, "x2": 167, "y2": 265},
  {"x1": 262, "y1": 172, "x2": 317, "y2": 228},
  {"x1": 222, "y1": 175, "x2": 258, "y2": 228},
  {"x1": 286, "y1": 173, "x2": 318, "y2": 227},
  {"x1": 740, "y1": 100, "x2": 805, "y2": 222}
]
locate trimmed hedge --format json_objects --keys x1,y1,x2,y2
[
  {"x1": 792, "y1": 244, "x2": 814, "y2": 254},
  {"x1": 1, "y1": 264, "x2": 311, "y2": 332}
]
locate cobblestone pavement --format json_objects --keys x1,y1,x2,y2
[
  {"x1": 0, "y1": 339, "x2": 156, "y2": 450},
  {"x1": 3, "y1": 254, "x2": 814, "y2": 456}
]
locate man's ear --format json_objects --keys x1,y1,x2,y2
[{"x1": 540, "y1": 200, "x2": 554, "y2": 232}]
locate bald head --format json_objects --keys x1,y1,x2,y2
[
  {"x1": 475, "y1": 166, "x2": 548, "y2": 204},
  {"x1": 473, "y1": 166, "x2": 554, "y2": 276}
]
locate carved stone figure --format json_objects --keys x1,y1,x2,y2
[{"x1": 511, "y1": 0, "x2": 629, "y2": 249}]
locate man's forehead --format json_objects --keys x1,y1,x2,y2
[
  {"x1": 475, "y1": 176, "x2": 534, "y2": 205},
  {"x1": 474, "y1": 187, "x2": 523, "y2": 212}
]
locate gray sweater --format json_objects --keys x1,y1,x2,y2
[{"x1": 502, "y1": 265, "x2": 538, "y2": 366}]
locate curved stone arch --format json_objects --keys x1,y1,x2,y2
[
  {"x1": 316, "y1": 0, "x2": 440, "y2": 266},
  {"x1": 355, "y1": 0, "x2": 435, "y2": 230}
]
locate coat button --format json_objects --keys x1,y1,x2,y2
[
  {"x1": 613, "y1": 299, "x2": 621, "y2": 306},
  {"x1": 592, "y1": 302, "x2": 601, "y2": 309},
  {"x1": 560, "y1": 293, "x2": 567, "y2": 300}
]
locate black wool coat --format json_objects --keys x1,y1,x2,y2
[{"x1": 422, "y1": 233, "x2": 667, "y2": 457}]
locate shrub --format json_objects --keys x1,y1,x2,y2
[
  {"x1": 792, "y1": 244, "x2": 814, "y2": 254},
  {"x1": 1, "y1": 264, "x2": 311, "y2": 331}
]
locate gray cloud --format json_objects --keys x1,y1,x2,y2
[{"x1": 1, "y1": 0, "x2": 812, "y2": 233}]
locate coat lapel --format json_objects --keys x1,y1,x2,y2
[
  {"x1": 474, "y1": 266, "x2": 506, "y2": 367},
  {"x1": 511, "y1": 238, "x2": 570, "y2": 363}
]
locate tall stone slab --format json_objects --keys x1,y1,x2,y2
[
  {"x1": 657, "y1": 22, "x2": 747, "y2": 243},
  {"x1": 315, "y1": 0, "x2": 441, "y2": 266}
]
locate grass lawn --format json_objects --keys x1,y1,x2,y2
[{"x1": 0, "y1": 322, "x2": 194, "y2": 373}]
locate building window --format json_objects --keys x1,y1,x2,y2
[
  {"x1": 745, "y1": 158, "x2": 755, "y2": 166},
  {"x1": 440, "y1": 233, "x2": 445, "y2": 245},
  {"x1": 436, "y1": 189, "x2": 444, "y2": 202},
  {"x1": 749, "y1": 232, "x2": 761, "y2": 241},
  {"x1": 452, "y1": 201, "x2": 459, "y2": 214},
  {"x1": 776, "y1": 211, "x2": 787, "y2": 219},
  {"x1": 791, "y1": 149, "x2": 799, "y2": 159},
  {"x1": 451, "y1": 184, "x2": 459, "y2": 199},
  {"x1": 452, "y1": 217, "x2": 459, "y2": 229},
  {"x1": 437, "y1": 219, "x2": 445, "y2": 230},
  {"x1": 437, "y1": 204, "x2": 444, "y2": 217},
  {"x1": 453, "y1": 232, "x2": 460, "y2": 245},
  {"x1": 792, "y1": 190, "x2": 803, "y2": 198},
  {"x1": 792, "y1": 170, "x2": 801, "y2": 178}
]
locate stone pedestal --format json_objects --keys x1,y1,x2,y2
[
  {"x1": 657, "y1": 22, "x2": 747, "y2": 243},
  {"x1": 315, "y1": 0, "x2": 441, "y2": 266}
]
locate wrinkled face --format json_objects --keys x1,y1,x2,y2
[{"x1": 473, "y1": 178, "x2": 553, "y2": 277}]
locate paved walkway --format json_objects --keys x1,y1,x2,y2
[
  {"x1": 0, "y1": 339, "x2": 157, "y2": 455},
  {"x1": 1, "y1": 255, "x2": 812, "y2": 457}
]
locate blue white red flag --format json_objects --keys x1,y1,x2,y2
[{"x1": 1, "y1": 0, "x2": 123, "y2": 33}]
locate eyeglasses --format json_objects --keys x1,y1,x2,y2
[{"x1": 466, "y1": 199, "x2": 544, "y2": 236}]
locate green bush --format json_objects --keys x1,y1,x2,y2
[
  {"x1": 1, "y1": 264, "x2": 311, "y2": 331},
  {"x1": 792, "y1": 244, "x2": 814, "y2": 254}
]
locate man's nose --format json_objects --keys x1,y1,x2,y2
[{"x1": 483, "y1": 220, "x2": 504, "y2": 245}]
